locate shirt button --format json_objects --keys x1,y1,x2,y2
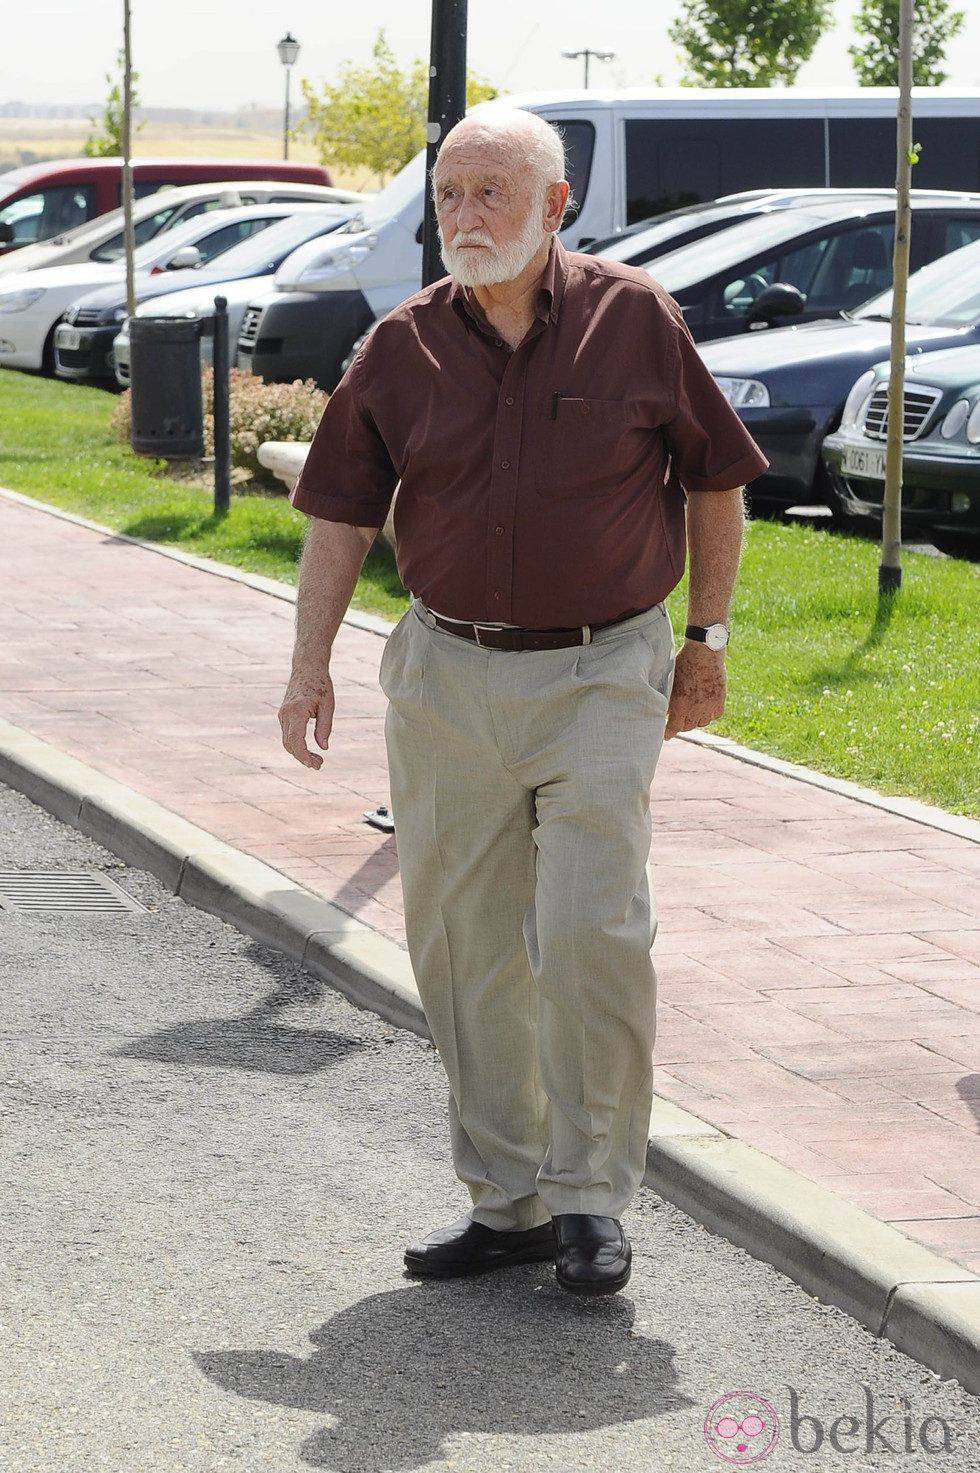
[
  {"x1": 495, "y1": 525, "x2": 505, "y2": 535},
  {"x1": 493, "y1": 591, "x2": 500, "y2": 600},
  {"x1": 501, "y1": 460, "x2": 511, "y2": 469},
  {"x1": 505, "y1": 396, "x2": 514, "y2": 406}
]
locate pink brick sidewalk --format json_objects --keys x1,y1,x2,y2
[{"x1": 1, "y1": 492, "x2": 978, "y2": 1271}]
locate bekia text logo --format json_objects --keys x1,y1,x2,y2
[
  {"x1": 703, "y1": 1386, "x2": 953, "y2": 1460},
  {"x1": 704, "y1": 1391, "x2": 779, "y2": 1464}
]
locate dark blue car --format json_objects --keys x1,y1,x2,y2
[{"x1": 697, "y1": 234, "x2": 980, "y2": 513}]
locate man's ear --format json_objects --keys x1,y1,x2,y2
[{"x1": 544, "y1": 180, "x2": 570, "y2": 232}]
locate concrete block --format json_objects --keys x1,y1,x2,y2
[
  {"x1": 179, "y1": 848, "x2": 353, "y2": 962},
  {"x1": 0, "y1": 718, "x2": 94, "y2": 825},
  {"x1": 304, "y1": 927, "x2": 428, "y2": 1040},
  {"x1": 884, "y1": 1280, "x2": 980, "y2": 1395},
  {"x1": 645, "y1": 1133, "x2": 977, "y2": 1334},
  {"x1": 649, "y1": 1095, "x2": 720, "y2": 1139},
  {"x1": 78, "y1": 792, "x2": 233, "y2": 891}
]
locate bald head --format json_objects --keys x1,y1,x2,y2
[{"x1": 435, "y1": 109, "x2": 567, "y2": 200}]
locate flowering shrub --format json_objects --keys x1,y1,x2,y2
[{"x1": 109, "y1": 369, "x2": 328, "y2": 479}]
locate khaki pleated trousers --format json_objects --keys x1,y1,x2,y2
[{"x1": 380, "y1": 599, "x2": 674, "y2": 1229}]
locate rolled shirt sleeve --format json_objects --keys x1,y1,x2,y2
[
  {"x1": 290, "y1": 355, "x2": 398, "y2": 527},
  {"x1": 662, "y1": 300, "x2": 769, "y2": 494}
]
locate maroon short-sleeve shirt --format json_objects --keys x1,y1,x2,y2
[{"x1": 291, "y1": 238, "x2": 768, "y2": 627}]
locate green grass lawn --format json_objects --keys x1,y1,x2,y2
[{"x1": 2, "y1": 370, "x2": 978, "y2": 815}]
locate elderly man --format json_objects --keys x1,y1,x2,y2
[{"x1": 280, "y1": 108, "x2": 767, "y2": 1296}]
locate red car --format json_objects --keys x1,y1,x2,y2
[{"x1": 0, "y1": 156, "x2": 332, "y2": 257}]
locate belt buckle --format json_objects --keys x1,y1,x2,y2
[{"x1": 472, "y1": 624, "x2": 486, "y2": 647}]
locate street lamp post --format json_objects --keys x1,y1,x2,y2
[
  {"x1": 277, "y1": 32, "x2": 300, "y2": 160},
  {"x1": 561, "y1": 47, "x2": 615, "y2": 89}
]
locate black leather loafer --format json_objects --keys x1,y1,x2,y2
[
  {"x1": 404, "y1": 1215, "x2": 555, "y2": 1278},
  {"x1": 553, "y1": 1213, "x2": 632, "y2": 1295}
]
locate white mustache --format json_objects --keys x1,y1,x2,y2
[{"x1": 449, "y1": 231, "x2": 495, "y2": 249}]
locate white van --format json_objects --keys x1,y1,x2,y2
[{"x1": 238, "y1": 86, "x2": 980, "y2": 390}]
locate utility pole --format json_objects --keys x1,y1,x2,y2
[
  {"x1": 880, "y1": 0, "x2": 914, "y2": 595},
  {"x1": 422, "y1": 0, "x2": 468, "y2": 288},
  {"x1": 122, "y1": 0, "x2": 135, "y2": 319}
]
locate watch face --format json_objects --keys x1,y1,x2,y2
[{"x1": 705, "y1": 624, "x2": 729, "y2": 651}]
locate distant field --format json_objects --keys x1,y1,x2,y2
[{"x1": 0, "y1": 119, "x2": 378, "y2": 192}]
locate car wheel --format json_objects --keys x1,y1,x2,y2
[{"x1": 927, "y1": 528, "x2": 980, "y2": 561}]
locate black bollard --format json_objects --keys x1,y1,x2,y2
[{"x1": 212, "y1": 295, "x2": 231, "y2": 515}]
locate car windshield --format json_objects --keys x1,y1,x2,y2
[
  {"x1": 337, "y1": 151, "x2": 427, "y2": 234},
  {"x1": 854, "y1": 237, "x2": 980, "y2": 326},
  {"x1": 192, "y1": 208, "x2": 344, "y2": 277},
  {"x1": 647, "y1": 209, "x2": 833, "y2": 291}
]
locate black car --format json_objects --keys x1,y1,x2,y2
[
  {"x1": 650, "y1": 195, "x2": 980, "y2": 341},
  {"x1": 698, "y1": 232, "x2": 980, "y2": 513},
  {"x1": 823, "y1": 344, "x2": 980, "y2": 558},
  {"x1": 52, "y1": 205, "x2": 352, "y2": 383}
]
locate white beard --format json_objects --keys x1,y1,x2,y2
[{"x1": 439, "y1": 210, "x2": 550, "y2": 287}]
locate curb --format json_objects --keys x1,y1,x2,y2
[
  {"x1": 0, "y1": 716, "x2": 428, "y2": 1041},
  {"x1": 1, "y1": 713, "x2": 978, "y2": 1396},
  {"x1": 2, "y1": 483, "x2": 975, "y2": 842}
]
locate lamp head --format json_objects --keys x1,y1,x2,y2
[{"x1": 277, "y1": 32, "x2": 300, "y2": 67}]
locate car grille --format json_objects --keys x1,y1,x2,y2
[
  {"x1": 862, "y1": 384, "x2": 943, "y2": 441},
  {"x1": 238, "y1": 307, "x2": 262, "y2": 348},
  {"x1": 71, "y1": 306, "x2": 107, "y2": 327}
]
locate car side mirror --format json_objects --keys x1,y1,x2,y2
[
  {"x1": 167, "y1": 244, "x2": 203, "y2": 270},
  {"x1": 0, "y1": 222, "x2": 15, "y2": 245},
  {"x1": 745, "y1": 282, "x2": 805, "y2": 329}
]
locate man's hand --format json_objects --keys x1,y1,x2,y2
[
  {"x1": 279, "y1": 674, "x2": 335, "y2": 769},
  {"x1": 664, "y1": 641, "x2": 726, "y2": 740}
]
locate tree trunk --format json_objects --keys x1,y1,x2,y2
[{"x1": 880, "y1": 0, "x2": 914, "y2": 593}]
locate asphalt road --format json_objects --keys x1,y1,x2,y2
[{"x1": 1, "y1": 780, "x2": 977, "y2": 1473}]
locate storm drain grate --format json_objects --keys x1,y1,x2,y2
[{"x1": 0, "y1": 870, "x2": 148, "y2": 914}]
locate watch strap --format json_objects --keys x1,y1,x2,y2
[{"x1": 685, "y1": 622, "x2": 730, "y2": 649}]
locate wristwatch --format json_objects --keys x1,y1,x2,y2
[{"x1": 685, "y1": 622, "x2": 730, "y2": 652}]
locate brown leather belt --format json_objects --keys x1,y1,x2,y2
[{"x1": 426, "y1": 606, "x2": 649, "y2": 651}]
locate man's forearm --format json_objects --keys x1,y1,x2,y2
[
  {"x1": 290, "y1": 517, "x2": 378, "y2": 678},
  {"x1": 684, "y1": 487, "x2": 745, "y2": 629},
  {"x1": 663, "y1": 487, "x2": 745, "y2": 740}
]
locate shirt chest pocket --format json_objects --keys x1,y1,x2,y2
[{"x1": 534, "y1": 397, "x2": 645, "y2": 499}]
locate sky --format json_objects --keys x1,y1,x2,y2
[{"x1": 4, "y1": 0, "x2": 980, "y2": 113}]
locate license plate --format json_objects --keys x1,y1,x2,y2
[
  {"x1": 842, "y1": 445, "x2": 887, "y2": 480},
  {"x1": 55, "y1": 325, "x2": 81, "y2": 351}
]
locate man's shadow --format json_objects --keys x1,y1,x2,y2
[
  {"x1": 193, "y1": 1279, "x2": 693, "y2": 1470},
  {"x1": 114, "y1": 943, "x2": 369, "y2": 1077}
]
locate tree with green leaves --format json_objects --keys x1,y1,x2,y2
[
  {"x1": 849, "y1": 0, "x2": 965, "y2": 86},
  {"x1": 668, "y1": 0, "x2": 833, "y2": 86},
  {"x1": 84, "y1": 51, "x2": 142, "y2": 157},
  {"x1": 300, "y1": 30, "x2": 498, "y2": 183}
]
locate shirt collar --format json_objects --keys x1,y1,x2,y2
[{"x1": 449, "y1": 234, "x2": 568, "y2": 334}]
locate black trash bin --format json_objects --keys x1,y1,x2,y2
[{"x1": 129, "y1": 316, "x2": 204, "y2": 458}]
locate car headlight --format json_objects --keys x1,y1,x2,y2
[
  {"x1": 112, "y1": 306, "x2": 128, "y2": 322},
  {"x1": 940, "y1": 399, "x2": 971, "y2": 439},
  {"x1": 0, "y1": 287, "x2": 45, "y2": 314},
  {"x1": 967, "y1": 400, "x2": 980, "y2": 445},
  {"x1": 713, "y1": 376, "x2": 770, "y2": 409},
  {"x1": 296, "y1": 234, "x2": 377, "y2": 286},
  {"x1": 840, "y1": 369, "x2": 876, "y2": 430}
]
